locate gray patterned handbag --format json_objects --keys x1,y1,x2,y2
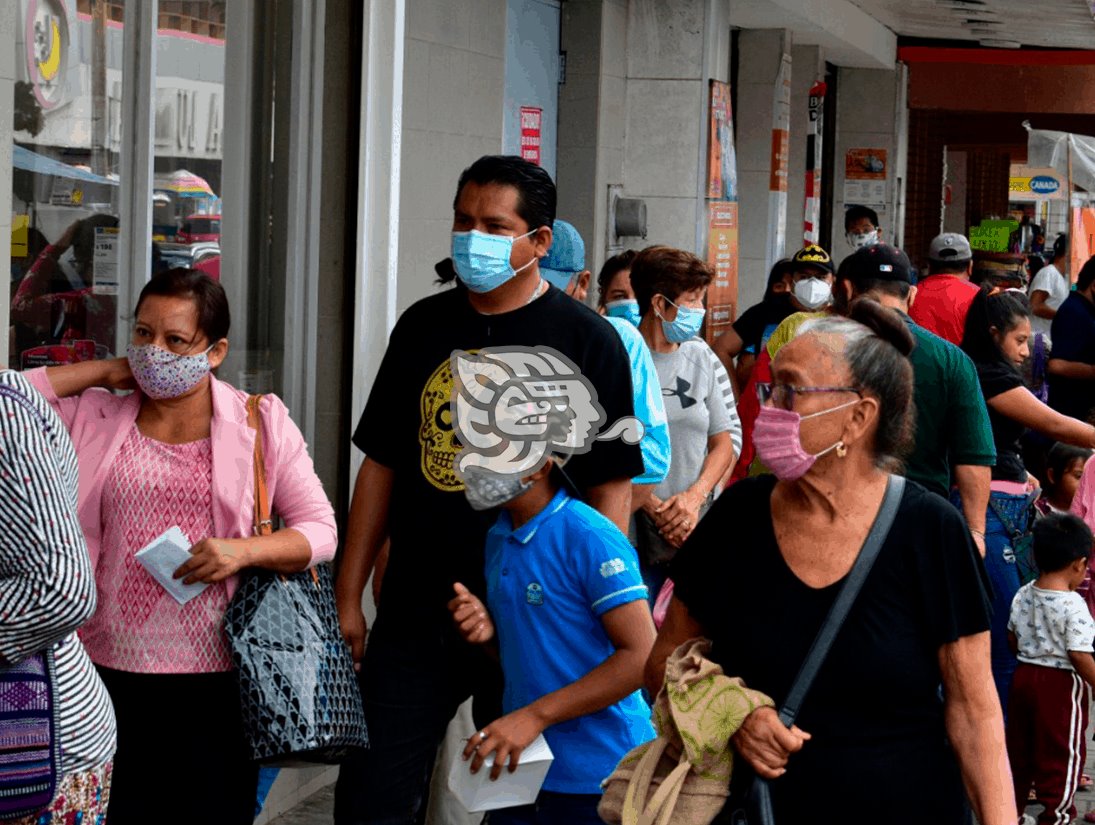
[{"x1": 224, "y1": 395, "x2": 368, "y2": 765}]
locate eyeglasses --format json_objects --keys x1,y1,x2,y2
[{"x1": 756, "y1": 382, "x2": 862, "y2": 410}]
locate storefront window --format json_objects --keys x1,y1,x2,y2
[
  {"x1": 153, "y1": 1, "x2": 225, "y2": 283},
  {"x1": 10, "y1": 0, "x2": 125, "y2": 369}
]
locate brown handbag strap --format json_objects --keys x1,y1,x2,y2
[{"x1": 246, "y1": 395, "x2": 273, "y2": 537}]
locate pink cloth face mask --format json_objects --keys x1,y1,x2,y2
[
  {"x1": 752, "y1": 401, "x2": 858, "y2": 481},
  {"x1": 127, "y1": 342, "x2": 214, "y2": 400}
]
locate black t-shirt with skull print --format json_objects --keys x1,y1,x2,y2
[{"x1": 352, "y1": 274, "x2": 643, "y2": 640}]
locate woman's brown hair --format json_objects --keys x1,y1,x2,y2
[{"x1": 628, "y1": 245, "x2": 712, "y2": 317}]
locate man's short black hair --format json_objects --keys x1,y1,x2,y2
[
  {"x1": 844, "y1": 205, "x2": 880, "y2": 232},
  {"x1": 453, "y1": 155, "x2": 557, "y2": 233},
  {"x1": 1033, "y1": 512, "x2": 1093, "y2": 574},
  {"x1": 928, "y1": 259, "x2": 972, "y2": 276},
  {"x1": 855, "y1": 278, "x2": 911, "y2": 301}
]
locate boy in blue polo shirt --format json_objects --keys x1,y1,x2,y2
[{"x1": 449, "y1": 458, "x2": 656, "y2": 825}]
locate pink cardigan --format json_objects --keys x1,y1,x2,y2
[{"x1": 25, "y1": 368, "x2": 337, "y2": 599}]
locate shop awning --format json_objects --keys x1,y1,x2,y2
[
  {"x1": 12, "y1": 145, "x2": 118, "y2": 185},
  {"x1": 1025, "y1": 124, "x2": 1095, "y2": 194}
]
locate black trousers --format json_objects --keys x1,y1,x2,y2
[
  {"x1": 333, "y1": 622, "x2": 503, "y2": 825},
  {"x1": 96, "y1": 666, "x2": 259, "y2": 825}
]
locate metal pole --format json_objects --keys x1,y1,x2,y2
[
  {"x1": 1068, "y1": 136, "x2": 1075, "y2": 280},
  {"x1": 91, "y1": 0, "x2": 108, "y2": 177}
]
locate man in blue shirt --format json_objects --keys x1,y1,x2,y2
[
  {"x1": 1049, "y1": 257, "x2": 1095, "y2": 423},
  {"x1": 449, "y1": 456, "x2": 655, "y2": 825},
  {"x1": 541, "y1": 219, "x2": 671, "y2": 511}
]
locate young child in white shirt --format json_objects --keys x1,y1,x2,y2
[{"x1": 1007, "y1": 512, "x2": 1095, "y2": 824}]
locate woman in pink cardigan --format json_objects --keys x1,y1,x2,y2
[{"x1": 25, "y1": 268, "x2": 337, "y2": 825}]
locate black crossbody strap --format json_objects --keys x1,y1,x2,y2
[{"x1": 776, "y1": 474, "x2": 905, "y2": 727}]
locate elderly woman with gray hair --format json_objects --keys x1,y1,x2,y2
[{"x1": 644, "y1": 300, "x2": 1015, "y2": 825}]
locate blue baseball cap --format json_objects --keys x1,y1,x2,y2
[{"x1": 540, "y1": 220, "x2": 586, "y2": 290}]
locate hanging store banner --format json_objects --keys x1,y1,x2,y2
[
  {"x1": 767, "y1": 53, "x2": 791, "y2": 277},
  {"x1": 705, "y1": 201, "x2": 738, "y2": 346},
  {"x1": 705, "y1": 80, "x2": 739, "y2": 343},
  {"x1": 707, "y1": 81, "x2": 737, "y2": 200}
]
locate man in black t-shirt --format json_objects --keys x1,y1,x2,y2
[{"x1": 333, "y1": 155, "x2": 643, "y2": 825}]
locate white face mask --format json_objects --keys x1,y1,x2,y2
[
  {"x1": 793, "y1": 277, "x2": 833, "y2": 310},
  {"x1": 846, "y1": 230, "x2": 879, "y2": 250}
]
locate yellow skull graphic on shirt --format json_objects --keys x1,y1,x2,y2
[{"x1": 419, "y1": 355, "x2": 465, "y2": 492}]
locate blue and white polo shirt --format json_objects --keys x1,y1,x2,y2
[{"x1": 484, "y1": 488, "x2": 654, "y2": 794}]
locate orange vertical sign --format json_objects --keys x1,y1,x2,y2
[{"x1": 705, "y1": 201, "x2": 739, "y2": 345}]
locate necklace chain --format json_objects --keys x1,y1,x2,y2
[{"x1": 525, "y1": 277, "x2": 546, "y2": 305}]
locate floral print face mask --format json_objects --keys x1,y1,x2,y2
[{"x1": 127, "y1": 342, "x2": 215, "y2": 400}]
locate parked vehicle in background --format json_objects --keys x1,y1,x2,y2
[
  {"x1": 156, "y1": 242, "x2": 221, "y2": 281},
  {"x1": 176, "y1": 214, "x2": 221, "y2": 244}
]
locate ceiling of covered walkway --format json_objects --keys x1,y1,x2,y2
[{"x1": 849, "y1": 0, "x2": 1095, "y2": 49}]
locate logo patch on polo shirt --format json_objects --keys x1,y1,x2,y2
[
  {"x1": 526, "y1": 583, "x2": 544, "y2": 606},
  {"x1": 600, "y1": 558, "x2": 626, "y2": 578}
]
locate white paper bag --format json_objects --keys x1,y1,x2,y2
[{"x1": 446, "y1": 734, "x2": 553, "y2": 813}]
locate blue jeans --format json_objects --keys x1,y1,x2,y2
[
  {"x1": 982, "y1": 491, "x2": 1035, "y2": 716},
  {"x1": 334, "y1": 622, "x2": 502, "y2": 825},
  {"x1": 640, "y1": 560, "x2": 669, "y2": 609},
  {"x1": 486, "y1": 792, "x2": 604, "y2": 825}
]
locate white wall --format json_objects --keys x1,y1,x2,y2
[{"x1": 397, "y1": 0, "x2": 507, "y2": 315}]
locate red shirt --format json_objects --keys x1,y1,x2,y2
[{"x1": 907, "y1": 274, "x2": 979, "y2": 346}]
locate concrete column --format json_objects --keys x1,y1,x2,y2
[
  {"x1": 621, "y1": 0, "x2": 715, "y2": 254},
  {"x1": 827, "y1": 66, "x2": 901, "y2": 262},
  {"x1": 556, "y1": 0, "x2": 605, "y2": 281},
  {"x1": 735, "y1": 28, "x2": 791, "y2": 313}
]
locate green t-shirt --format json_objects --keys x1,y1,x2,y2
[{"x1": 903, "y1": 315, "x2": 996, "y2": 497}]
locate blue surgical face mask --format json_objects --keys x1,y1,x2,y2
[
  {"x1": 451, "y1": 229, "x2": 537, "y2": 293},
  {"x1": 605, "y1": 299, "x2": 641, "y2": 327},
  {"x1": 656, "y1": 295, "x2": 705, "y2": 343}
]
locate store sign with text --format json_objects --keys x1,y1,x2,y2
[{"x1": 519, "y1": 106, "x2": 542, "y2": 166}]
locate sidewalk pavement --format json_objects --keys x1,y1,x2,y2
[{"x1": 271, "y1": 713, "x2": 1095, "y2": 824}]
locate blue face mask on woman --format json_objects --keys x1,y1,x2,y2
[
  {"x1": 451, "y1": 229, "x2": 537, "y2": 293},
  {"x1": 604, "y1": 299, "x2": 641, "y2": 327},
  {"x1": 656, "y1": 295, "x2": 705, "y2": 343}
]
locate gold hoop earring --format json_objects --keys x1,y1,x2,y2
[{"x1": 835, "y1": 442, "x2": 848, "y2": 459}]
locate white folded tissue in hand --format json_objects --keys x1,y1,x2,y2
[
  {"x1": 134, "y1": 527, "x2": 207, "y2": 605},
  {"x1": 446, "y1": 734, "x2": 554, "y2": 813}
]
